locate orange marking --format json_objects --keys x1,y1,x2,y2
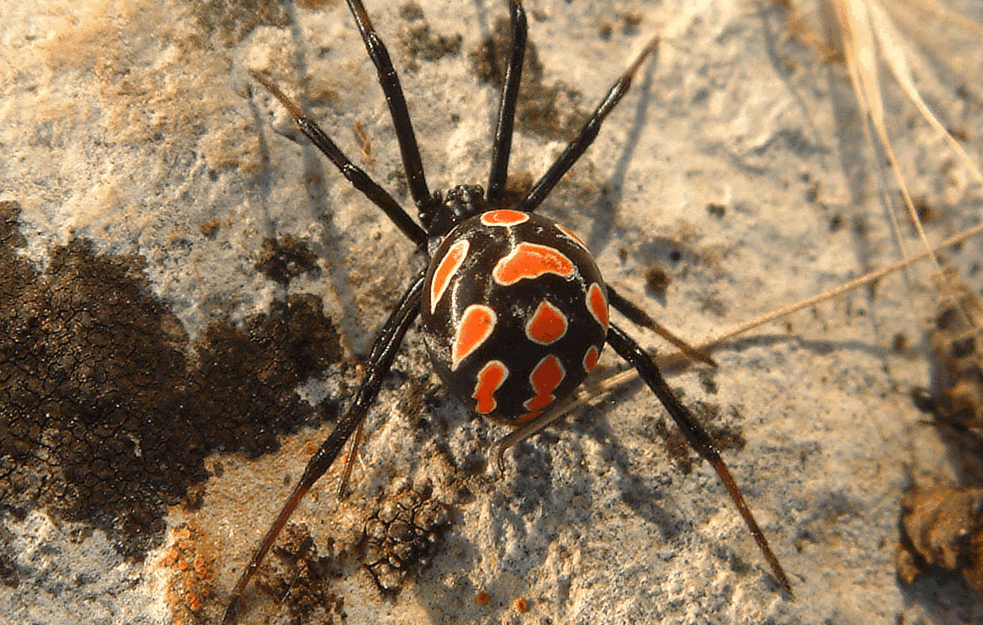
[
  {"x1": 473, "y1": 360, "x2": 508, "y2": 414},
  {"x1": 523, "y1": 354, "x2": 565, "y2": 412},
  {"x1": 525, "y1": 300, "x2": 568, "y2": 345},
  {"x1": 493, "y1": 243, "x2": 575, "y2": 286},
  {"x1": 587, "y1": 283, "x2": 609, "y2": 329},
  {"x1": 583, "y1": 345, "x2": 600, "y2": 372},
  {"x1": 452, "y1": 304, "x2": 496, "y2": 370},
  {"x1": 480, "y1": 209, "x2": 529, "y2": 226},
  {"x1": 557, "y1": 223, "x2": 588, "y2": 248},
  {"x1": 430, "y1": 240, "x2": 469, "y2": 314}
]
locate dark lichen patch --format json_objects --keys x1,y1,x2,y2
[
  {"x1": 0, "y1": 201, "x2": 27, "y2": 251},
  {"x1": 0, "y1": 522, "x2": 19, "y2": 589},
  {"x1": 187, "y1": 293, "x2": 344, "y2": 457},
  {"x1": 255, "y1": 234, "x2": 321, "y2": 285},
  {"x1": 705, "y1": 203, "x2": 726, "y2": 219},
  {"x1": 896, "y1": 270, "x2": 983, "y2": 596},
  {"x1": 469, "y1": 15, "x2": 587, "y2": 142},
  {"x1": 255, "y1": 523, "x2": 346, "y2": 625},
  {"x1": 189, "y1": 0, "x2": 290, "y2": 47},
  {"x1": 0, "y1": 201, "x2": 344, "y2": 560},
  {"x1": 398, "y1": 2, "x2": 463, "y2": 64},
  {"x1": 597, "y1": 10, "x2": 644, "y2": 40}
]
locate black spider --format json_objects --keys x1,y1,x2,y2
[{"x1": 222, "y1": 1, "x2": 791, "y2": 621}]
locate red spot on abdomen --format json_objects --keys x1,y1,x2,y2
[
  {"x1": 430, "y1": 240, "x2": 469, "y2": 314},
  {"x1": 587, "y1": 283, "x2": 608, "y2": 329},
  {"x1": 473, "y1": 360, "x2": 508, "y2": 414},
  {"x1": 452, "y1": 304, "x2": 496, "y2": 370},
  {"x1": 480, "y1": 209, "x2": 529, "y2": 226},
  {"x1": 526, "y1": 300, "x2": 568, "y2": 345},
  {"x1": 523, "y1": 354, "x2": 565, "y2": 412},
  {"x1": 515, "y1": 411, "x2": 542, "y2": 425},
  {"x1": 493, "y1": 243, "x2": 575, "y2": 286},
  {"x1": 583, "y1": 345, "x2": 600, "y2": 372}
]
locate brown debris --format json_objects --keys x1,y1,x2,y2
[{"x1": 897, "y1": 486, "x2": 983, "y2": 594}]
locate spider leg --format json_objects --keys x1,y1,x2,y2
[
  {"x1": 345, "y1": 0, "x2": 435, "y2": 216},
  {"x1": 522, "y1": 34, "x2": 659, "y2": 212},
  {"x1": 250, "y1": 71, "x2": 426, "y2": 248},
  {"x1": 487, "y1": 0, "x2": 527, "y2": 205},
  {"x1": 607, "y1": 286, "x2": 717, "y2": 366},
  {"x1": 221, "y1": 271, "x2": 426, "y2": 625},
  {"x1": 605, "y1": 322, "x2": 794, "y2": 596},
  {"x1": 336, "y1": 418, "x2": 365, "y2": 500}
]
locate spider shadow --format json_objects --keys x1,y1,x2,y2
[
  {"x1": 544, "y1": 33, "x2": 659, "y2": 259},
  {"x1": 899, "y1": 572, "x2": 983, "y2": 625},
  {"x1": 385, "y1": 317, "x2": 906, "y2": 623},
  {"x1": 248, "y1": 3, "x2": 417, "y2": 357},
  {"x1": 453, "y1": 328, "x2": 910, "y2": 600},
  {"x1": 513, "y1": 391, "x2": 691, "y2": 540},
  {"x1": 399, "y1": 375, "x2": 701, "y2": 621},
  {"x1": 585, "y1": 36, "x2": 658, "y2": 255}
]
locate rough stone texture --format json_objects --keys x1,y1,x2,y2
[{"x1": 2, "y1": 0, "x2": 983, "y2": 624}]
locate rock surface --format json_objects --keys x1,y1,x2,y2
[{"x1": 2, "y1": 1, "x2": 983, "y2": 624}]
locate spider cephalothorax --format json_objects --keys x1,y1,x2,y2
[
  {"x1": 422, "y1": 184, "x2": 488, "y2": 242},
  {"x1": 221, "y1": 1, "x2": 792, "y2": 622}
]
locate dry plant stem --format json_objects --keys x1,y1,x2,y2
[
  {"x1": 496, "y1": 220, "x2": 983, "y2": 467},
  {"x1": 835, "y1": 0, "x2": 931, "y2": 264},
  {"x1": 831, "y1": 0, "x2": 983, "y2": 275},
  {"x1": 337, "y1": 419, "x2": 365, "y2": 499}
]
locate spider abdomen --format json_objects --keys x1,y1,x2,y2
[{"x1": 421, "y1": 209, "x2": 609, "y2": 424}]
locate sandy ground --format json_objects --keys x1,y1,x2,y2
[{"x1": 2, "y1": 0, "x2": 983, "y2": 624}]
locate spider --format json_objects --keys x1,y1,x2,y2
[{"x1": 223, "y1": 0, "x2": 792, "y2": 621}]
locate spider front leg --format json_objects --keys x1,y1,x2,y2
[
  {"x1": 522, "y1": 34, "x2": 659, "y2": 212},
  {"x1": 249, "y1": 71, "x2": 427, "y2": 248},
  {"x1": 487, "y1": 0, "x2": 527, "y2": 204},
  {"x1": 221, "y1": 272, "x2": 425, "y2": 625},
  {"x1": 345, "y1": 0, "x2": 434, "y2": 214},
  {"x1": 605, "y1": 323, "x2": 794, "y2": 596}
]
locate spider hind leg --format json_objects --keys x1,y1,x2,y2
[
  {"x1": 220, "y1": 273, "x2": 426, "y2": 625},
  {"x1": 606, "y1": 322, "x2": 793, "y2": 596}
]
